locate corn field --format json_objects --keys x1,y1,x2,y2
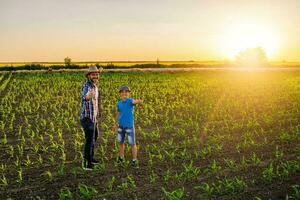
[{"x1": 0, "y1": 71, "x2": 300, "y2": 199}]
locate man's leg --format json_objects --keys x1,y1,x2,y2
[
  {"x1": 91, "y1": 123, "x2": 99, "y2": 162},
  {"x1": 82, "y1": 118, "x2": 94, "y2": 169}
]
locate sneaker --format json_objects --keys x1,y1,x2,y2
[
  {"x1": 117, "y1": 156, "x2": 125, "y2": 164},
  {"x1": 91, "y1": 158, "x2": 99, "y2": 165},
  {"x1": 131, "y1": 159, "x2": 138, "y2": 167},
  {"x1": 83, "y1": 161, "x2": 94, "y2": 171}
]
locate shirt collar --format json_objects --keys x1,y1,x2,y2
[
  {"x1": 86, "y1": 79, "x2": 96, "y2": 87},
  {"x1": 121, "y1": 98, "x2": 128, "y2": 102}
]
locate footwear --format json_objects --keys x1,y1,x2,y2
[
  {"x1": 117, "y1": 156, "x2": 125, "y2": 164},
  {"x1": 83, "y1": 160, "x2": 94, "y2": 171},
  {"x1": 91, "y1": 158, "x2": 99, "y2": 164},
  {"x1": 131, "y1": 159, "x2": 138, "y2": 167}
]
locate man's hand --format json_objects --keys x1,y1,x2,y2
[
  {"x1": 97, "y1": 114, "x2": 102, "y2": 123},
  {"x1": 86, "y1": 90, "x2": 95, "y2": 100},
  {"x1": 98, "y1": 67, "x2": 104, "y2": 73},
  {"x1": 112, "y1": 124, "x2": 117, "y2": 132}
]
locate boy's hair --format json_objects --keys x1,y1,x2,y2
[{"x1": 119, "y1": 85, "x2": 131, "y2": 93}]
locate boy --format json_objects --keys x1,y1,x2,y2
[{"x1": 113, "y1": 85, "x2": 142, "y2": 166}]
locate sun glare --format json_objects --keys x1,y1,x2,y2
[{"x1": 220, "y1": 22, "x2": 280, "y2": 60}]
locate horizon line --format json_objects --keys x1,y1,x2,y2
[{"x1": 0, "y1": 60, "x2": 300, "y2": 64}]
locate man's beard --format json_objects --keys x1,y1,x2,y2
[{"x1": 91, "y1": 78, "x2": 98, "y2": 83}]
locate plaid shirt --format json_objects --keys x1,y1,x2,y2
[{"x1": 80, "y1": 80, "x2": 101, "y2": 123}]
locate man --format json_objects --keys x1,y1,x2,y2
[{"x1": 80, "y1": 66, "x2": 103, "y2": 170}]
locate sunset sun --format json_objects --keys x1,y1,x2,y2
[{"x1": 220, "y1": 22, "x2": 280, "y2": 60}]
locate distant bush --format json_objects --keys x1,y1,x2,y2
[{"x1": 235, "y1": 47, "x2": 269, "y2": 67}]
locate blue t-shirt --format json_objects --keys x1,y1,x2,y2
[{"x1": 117, "y1": 98, "x2": 134, "y2": 128}]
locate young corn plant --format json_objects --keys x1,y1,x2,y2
[
  {"x1": 162, "y1": 187, "x2": 185, "y2": 200},
  {"x1": 240, "y1": 156, "x2": 248, "y2": 169},
  {"x1": 217, "y1": 177, "x2": 247, "y2": 195},
  {"x1": 60, "y1": 150, "x2": 66, "y2": 163},
  {"x1": 149, "y1": 170, "x2": 159, "y2": 184},
  {"x1": 277, "y1": 160, "x2": 299, "y2": 179},
  {"x1": 32, "y1": 145, "x2": 39, "y2": 154},
  {"x1": 17, "y1": 168, "x2": 23, "y2": 185},
  {"x1": 205, "y1": 159, "x2": 222, "y2": 175},
  {"x1": 71, "y1": 167, "x2": 84, "y2": 179},
  {"x1": 106, "y1": 176, "x2": 116, "y2": 193},
  {"x1": 176, "y1": 161, "x2": 201, "y2": 182},
  {"x1": 48, "y1": 155, "x2": 55, "y2": 165},
  {"x1": 200, "y1": 145, "x2": 212, "y2": 159},
  {"x1": 180, "y1": 148, "x2": 191, "y2": 161},
  {"x1": 249, "y1": 152, "x2": 261, "y2": 166},
  {"x1": 24, "y1": 155, "x2": 32, "y2": 167},
  {"x1": 0, "y1": 175, "x2": 8, "y2": 188},
  {"x1": 92, "y1": 162, "x2": 105, "y2": 175},
  {"x1": 194, "y1": 183, "x2": 215, "y2": 198},
  {"x1": 117, "y1": 175, "x2": 136, "y2": 192},
  {"x1": 7, "y1": 145, "x2": 14, "y2": 158},
  {"x1": 164, "y1": 150, "x2": 176, "y2": 163},
  {"x1": 275, "y1": 145, "x2": 284, "y2": 160},
  {"x1": 0, "y1": 133, "x2": 7, "y2": 145},
  {"x1": 163, "y1": 169, "x2": 172, "y2": 184},
  {"x1": 37, "y1": 154, "x2": 43, "y2": 165},
  {"x1": 224, "y1": 158, "x2": 238, "y2": 171},
  {"x1": 59, "y1": 187, "x2": 73, "y2": 200},
  {"x1": 14, "y1": 156, "x2": 20, "y2": 168},
  {"x1": 57, "y1": 164, "x2": 65, "y2": 177},
  {"x1": 44, "y1": 170, "x2": 54, "y2": 182},
  {"x1": 292, "y1": 185, "x2": 300, "y2": 200},
  {"x1": 262, "y1": 162, "x2": 276, "y2": 183},
  {"x1": 17, "y1": 144, "x2": 24, "y2": 156},
  {"x1": 78, "y1": 184, "x2": 98, "y2": 200},
  {"x1": 0, "y1": 164, "x2": 6, "y2": 174}
]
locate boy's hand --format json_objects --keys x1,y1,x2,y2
[
  {"x1": 133, "y1": 99, "x2": 143, "y2": 104},
  {"x1": 112, "y1": 124, "x2": 117, "y2": 132}
]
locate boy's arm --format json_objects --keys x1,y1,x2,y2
[
  {"x1": 113, "y1": 111, "x2": 119, "y2": 131},
  {"x1": 133, "y1": 99, "x2": 143, "y2": 105}
]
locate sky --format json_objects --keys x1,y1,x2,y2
[{"x1": 0, "y1": 0, "x2": 299, "y2": 62}]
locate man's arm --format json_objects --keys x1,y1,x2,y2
[
  {"x1": 86, "y1": 89, "x2": 95, "y2": 101},
  {"x1": 97, "y1": 89, "x2": 101, "y2": 118},
  {"x1": 82, "y1": 84, "x2": 95, "y2": 101},
  {"x1": 82, "y1": 84, "x2": 89, "y2": 101}
]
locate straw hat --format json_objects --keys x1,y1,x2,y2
[{"x1": 85, "y1": 66, "x2": 103, "y2": 77}]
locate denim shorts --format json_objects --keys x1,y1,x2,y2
[{"x1": 117, "y1": 126, "x2": 136, "y2": 146}]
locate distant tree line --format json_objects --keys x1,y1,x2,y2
[{"x1": 0, "y1": 63, "x2": 235, "y2": 71}]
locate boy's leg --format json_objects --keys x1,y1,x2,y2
[
  {"x1": 117, "y1": 127, "x2": 126, "y2": 159},
  {"x1": 119, "y1": 143, "x2": 125, "y2": 158},
  {"x1": 131, "y1": 145, "x2": 137, "y2": 160},
  {"x1": 126, "y1": 128, "x2": 137, "y2": 160}
]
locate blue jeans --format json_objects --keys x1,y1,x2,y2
[
  {"x1": 117, "y1": 126, "x2": 136, "y2": 146},
  {"x1": 80, "y1": 117, "x2": 99, "y2": 162}
]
